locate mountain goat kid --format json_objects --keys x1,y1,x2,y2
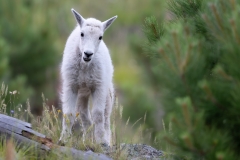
[{"x1": 59, "y1": 9, "x2": 117, "y2": 145}]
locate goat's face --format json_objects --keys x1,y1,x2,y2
[
  {"x1": 71, "y1": 9, "x2": 117, "y2": 63},
  {"x1": 80, "y1": 21, "x2": 103, "y2": 63}
]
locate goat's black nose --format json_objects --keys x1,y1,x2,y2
[{"x1": 84, "y1": 52, "x2": 93, "y2": 58}]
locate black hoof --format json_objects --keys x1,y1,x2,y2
[
  {"x1": 57, "y1": 140, "x2": 65, "y2": 146},
  {"x1": 101, "y1": 143, "x2": 109, "y2": 147},
  {"x1": 100, "y1": 143, "x2": 110, "y2": 152}
]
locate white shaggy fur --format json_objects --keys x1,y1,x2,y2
[{"x1": 59, "y1": 9, "x2": 117, "y2": 145}]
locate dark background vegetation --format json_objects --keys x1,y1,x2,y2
[{"x1": 0, "y1": 0, "x2": 165, "y2": 141}]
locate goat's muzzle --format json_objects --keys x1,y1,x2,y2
[{"x1": 83, "y1": 51, "x2": 93, "y2": 62}]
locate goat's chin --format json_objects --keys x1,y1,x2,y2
[
  {"x1": 83, "y1": 57, "x2": 91, "y2": 62},
  {"x1": 81, "y1": 58, "x2": 92, "y2": 65}
]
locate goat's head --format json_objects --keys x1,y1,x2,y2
[{"x1": 71, "y1": 9, "x2": 117, "y2": 63}]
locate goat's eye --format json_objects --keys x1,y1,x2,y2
[
  {"x1": 81, "y1": 33, "x2": 84, "y2": 37},
  {"x1": 99, "y1": 36, "x2": 102, "y2": 40}
]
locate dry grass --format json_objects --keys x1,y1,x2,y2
[{"x1": 0, "y1": 82, "x2": 161, "y2": 159}]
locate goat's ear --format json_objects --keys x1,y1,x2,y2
[
  {"x1": 102, "y1": 16, "x2": 117, "y2": 31},
  {"x1": 71, "y1": 8, "x2": 85, "y2": 27}
]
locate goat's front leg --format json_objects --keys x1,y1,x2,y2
[
  {"x1": 92, "y1": 88, "x2": 108, "y2": 144},
  {"x1": 104, "y1": 86, "x2": 114, "y2": 145},
  {"x1": 59, "y1": 88, "x2": 77, "y2": 144}
]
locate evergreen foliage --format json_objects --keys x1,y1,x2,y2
[{"x1": 139, "y1": 0, "x2": 240, "y2": 159}]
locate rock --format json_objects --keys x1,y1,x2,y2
[
  {"x1": 103, "y1": 143, "x2": 164, "y2": 160},
  {"x1": 121, "y1": 143, "x2": 164, "y2": 160}
]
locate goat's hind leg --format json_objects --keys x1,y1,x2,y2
[{"x1": 76, "y1": 90, "x2": 92, "y2": 141}]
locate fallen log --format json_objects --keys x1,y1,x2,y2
[{"x1": 0, "y1": 114, "x2": 112, "y2": 160}]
